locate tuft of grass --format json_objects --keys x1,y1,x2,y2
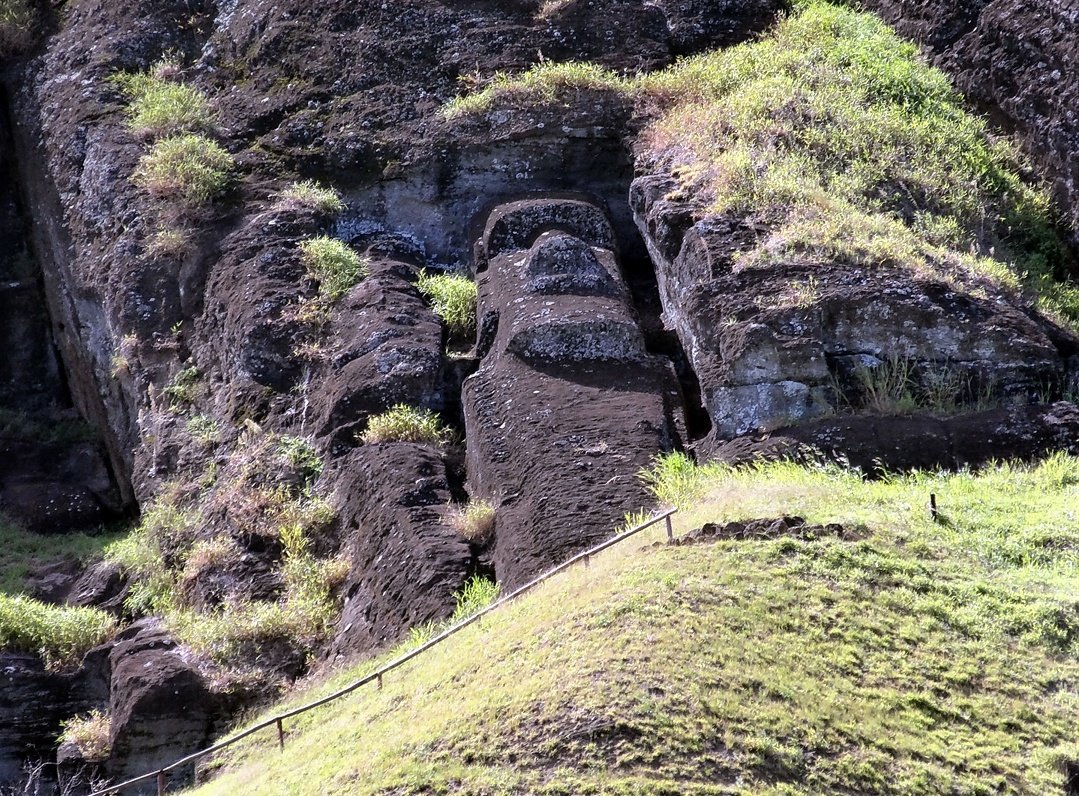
[
  {"x1": 299, "y1": 237, "x2": 368, "y2": 302},
  {"x1": 361, "y1": 405, "x2": 452, "y2": 447},
  {"x1": 0, "y1": 0, "x2": 33, "y2": 57},
  {"x1": 113, "y1": 62, "x2": 215, "y2": 140},
  {"x1": 444, "y1": 61, "x2": 627, "y2": 117},
  {"x1": 0, "y1": 595, "x2": 117, "y2": 670},
  {"x1": 449, "y1": 575, "x2": 500, "y2": 624},
  {"x1": 275, "y1": 436, "x2": 323, "y2": 483},
  {"x1": 188, "y1": 454, "x2": 1079, "y2": 796},
  {"x1": 415, "y1": 269, "x2": 477, "y2": 343},
  {"x1": 163, "y1": 365, "x2": 202, "y2": 410},
  {"x1": 134, "y1": 134, "x2": 233, "y2": 206},
  {"x1": 446, "y1": 500, "x2": 496, "y2": 544},
  {"x1": 186, "y1": 414, "x2": 220, "y2": 447},
  {"x1": 59, "y1": 710, "x2": 112, "y2": 762},
  {"x1": 276, "y1": 180, "x2": 345, "y2": 214}
]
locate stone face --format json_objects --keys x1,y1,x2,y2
[
  {"x1": 464, "y1": 200, "x2": 685, "y2": 588},
  {"x1": 631, "y1": 174, "x2": 1078, "y2": 442}
]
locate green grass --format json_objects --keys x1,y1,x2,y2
[
  {"x1": 0, "y1": 513, "x2": 123, "y2": 596},
  {"x1": 446, "y1": 1, "x2": 1078, "y2": 327},
  {"x1": 276, "y1": 180, "x2": 345, "y2": 214},
  {"x1": 134, "y1": 134, "x2": 234, "y2": 206},
  {"x1": 184, "y1": 453, "x2": 1079, "y2": 795},
  {"x1": 361, "y1": 405, "x2": 453, "y2": 446},
  {"x1": 415, "y1": 269, "x2": 478, "y2": 343},
  {"x1": 446, "y1": 500, "x2": 496, "y2": 543},
  {"x1": 0, "y1": 595, "x2": 117, "y2": 670},
  {"x1": 299, "y1": 237, "x2": 368, "y2": 302},
  {"x1": 114, "y1": 62, "x2": 215, "y2": 139}
]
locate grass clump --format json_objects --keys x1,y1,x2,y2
[
  {"x1": 0, "y1": 0, "x2": 33, "y2": 57},
  {"x1": 0, "y1": 595, "x2": 117, "y2": 670},
  {"x1": 299, "y1": 237, "x2": 368, "y2": 302},
  {"x1": 446, "y1": 500, "x2": 496, "y2": 543},
  {"x1": 60, "y1": 710, "x2": 112, "y2": 762},
  {"x1": 134, "y1": 134, "x2": 233, "y2": 206},
  {"x1": 444, "y1": 61, "x2": 627, "y2": 117},
  {"x1": 361, "y1": 405, "x2": 452, "y2": 447},
  {"x1": 415, "y1": 269, "x2": 477, "y2": 343},
  {"x1": 113, "y1": 62, "x2": 215, "y2": 140},
  {"x1": 186, "y1": 414, "x2": 220, "y2": 447},
  {"x1": 276, "y1": 180, "x2": 344, "y2": 214},
  {"x1": 0, "y1": 514, "x2": 124, "y2": 596},
  {"x1": 449, "y1": 575, "x2": 500, "y2": 623},
  {"x1": 188, "y1": 453, "x2": 1079, "y2": 796},
  {"x1": 275, "y1": 436, "x2": 323, "y2": 483},
  {"x1": 163, "y1": 365, "x2": 202, "y2": 410}
]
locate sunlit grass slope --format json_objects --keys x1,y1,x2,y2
[{"x1": 188, "y1": 455, "x2": 1079, "y2": 795}]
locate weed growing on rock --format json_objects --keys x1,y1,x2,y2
[
  {"x1": 446, "y1": 500, "x2": 496, "y2": 543},
  {"x1": 0, "y1": 595, "x2": 117, "y2": 670},
  {"x1": 59, "y1": 710, "x2": 112, "y2": 762},
  {"x1": 275, "y1": 436, "x2": 323, "y2": 482},
  {"x1": 276, "y1": 180, "x2": 345, "y2": 214},
  {"x1": 299, "y1": 237, "x2": 368, "y2": 302},
  {"x1": 134, "y1": 134, "x2": 233, "y2": 206},
  {"x1": 450, "y1": 575, "x2": 500, "y2": 623},
  {"x1": 186, "y1": 414, "x2": 220, "y2": 447},
  {"x1": 415, "y1": 269, "x2": 477, "y2": 343},
  {"x1": 362, "y1": 405, "x2": 452, "y2": 447},
  {"x1": 114, "y1": 63, "x2": 215, "y2": 140},
  {"x1": 163, "y1": 365, "x2": 202, "y2": 410},
  {"x1": 0, "y1": 0, "x2": 33, "y2": 57},
  {"x1": 444, "y1": 61, "x2": 627, "y2": 117}
]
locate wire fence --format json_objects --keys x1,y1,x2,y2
[{"x1": 87, "y1": 507, "x2": 678, "y2": 796}]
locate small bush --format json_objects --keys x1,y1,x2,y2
[
  {"x1": 362, "y1": 405, "x2": 452, "y2": 446},
  {"x1": 0, "y1": 0, "x2": 34, "y2": 57},
  {"x1": 114, "y1": 64, "x2": 215, "y2": 139},
  {"x1": 416, "y1": 269, "x2": 477, "y2": 343},
  {"x1": 59, "y1": 710, "x2": 112, "y2": 762},
  {"x1": 0, "y1": 595, "x2": 117, "y2": 670},
  {"x1": 134, "y1": 134, "x2": 233, "y2": 206},
  {"x1": 299, "y1": 237, "x2": 368, "y2": 302},
  {"x1": 450, "y1": 575, "x2": 500, "y2": 623},
  {"x1": 276, "y1": 180, "x2": 344, "y2": 214},
  {"x1": 447, "y1": 500, "x2": 496, "y2": 543}
]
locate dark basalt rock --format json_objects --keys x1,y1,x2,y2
[{"x1": 105, "y1": 621, "x2": 228, "y2": 792}]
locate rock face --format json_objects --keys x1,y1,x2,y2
[
  {"x1": 0, "y1": 653, "x2": 105, "y2": 787},
  {"x1": 463, "y1": 199, "x2": 685, "y2": 587},
  {"x1": 631, "y1": 174, "x2": 1078, "y2": 442},
  {"x1": 105, "y1": 622, "x2": 227, "y2": 792},
  {"x1": 858, "y1": 0, "x2": 1079, "y2": 247}
]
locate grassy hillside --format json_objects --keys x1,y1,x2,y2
[{"x1": 185, "y1": 455, "x2": 1079, "y2": 795}]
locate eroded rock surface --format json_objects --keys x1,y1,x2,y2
[
  {"x1": 631, "y1": 174, "x2": 1079, "y2": 442},
  {"x1": 464, "y1": 199, "x2": 685, "y2": 587}
]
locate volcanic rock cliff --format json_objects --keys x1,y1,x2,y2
[{"x1": 0, "y1": 0, "x2": 1076, "y2": 792}]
